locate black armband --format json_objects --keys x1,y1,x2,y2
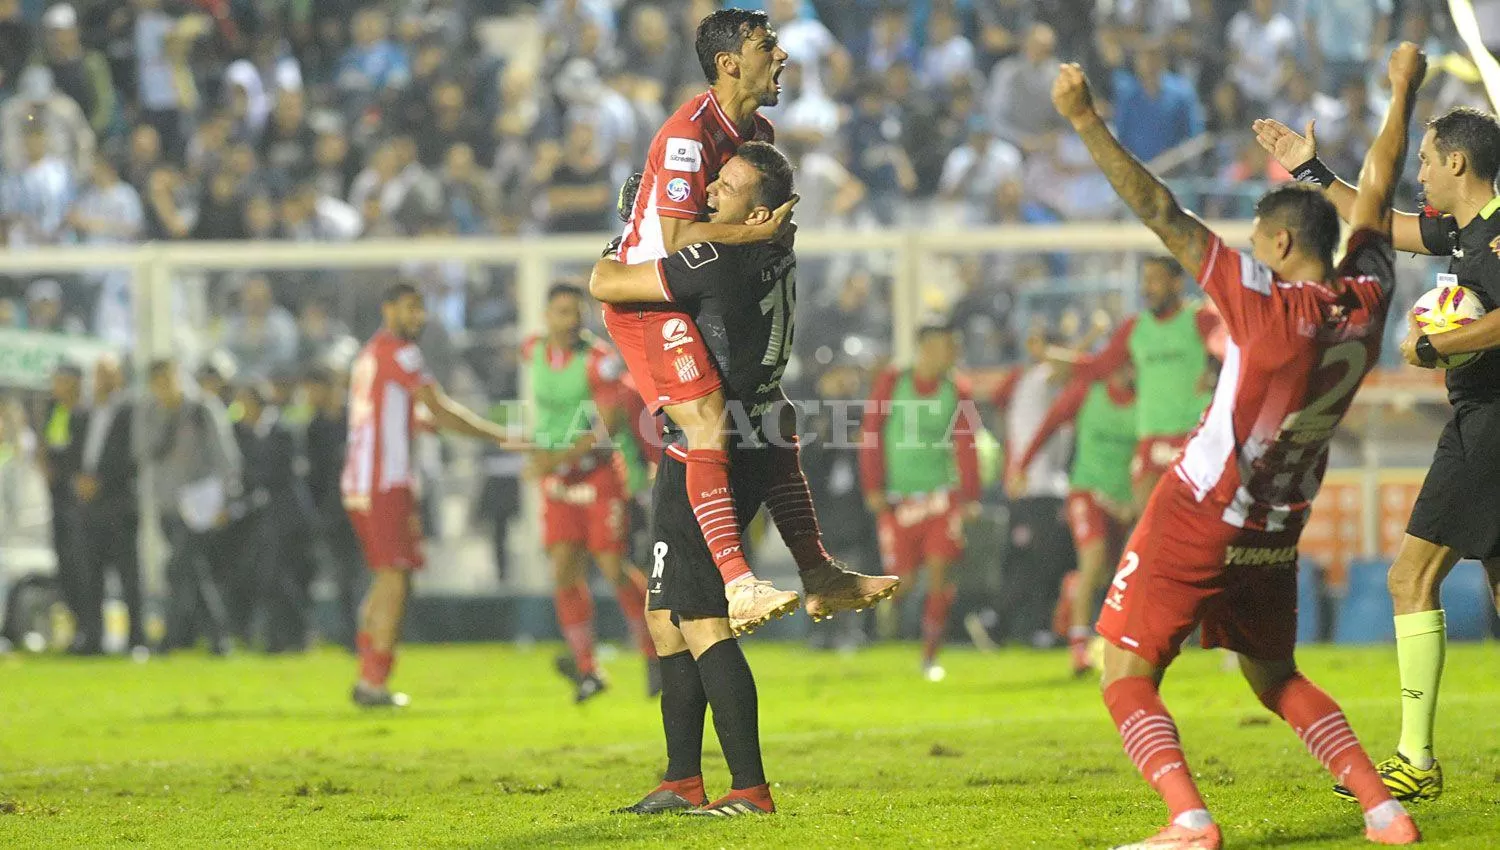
[
  {"x1": 1415, "y1": 335, "x2": 1440, "y2": 367},
  {"x1": 1291, "y1": 156, "x2": 1335, "y2": 188}
]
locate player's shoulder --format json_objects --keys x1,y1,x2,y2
[
  {"x1": 951, "y1": 373, "x2": 976, "y2": 397},
  {"x1": 520, "y1": 334, "x2": 542, "y2": 360}
]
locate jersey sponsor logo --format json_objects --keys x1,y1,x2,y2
[
  {"x1": 664, "y1": 137, "x2": 703, "y2": 173},
  {"x1": 394, "y1": 345, "x2": 425, "y2": 374},
  {"x1": 680, "y1": 242, "x2": 719, "y2": 269},
  {"x1": 662, "y1": 317, "x2": 690, "y2": 343},
  {"x1": 665, "y1": 177, "x2": 692, "y2": 202},
  {"x1": 674, "y1": 353, "x2": 701, "y2": 383},
  {"x1": 1224, "y1": 544, "x2": 1297, "y2": 567}
]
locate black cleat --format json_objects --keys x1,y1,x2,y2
[
  {"x1": 351, "y1": 683, "x2": 410, "y2": 708},
  {"x1": 682, "y1": 787, "x2": 775, "y2": 816},
  {"x1": 647, "y1": 658, "x2": 663, "y2": 698},
  {"x1": 616, "y1": 172, "x2": 643, "y2": 221},
  {"x1": 612, "y1": 787, "x2": 703, "y2": 815},
  {"x1": 575, "y1": 671, "x2": 608, "y2": 704},
  {"x1": 554, "y1": 653, "x2": 581, "y2": 685}
]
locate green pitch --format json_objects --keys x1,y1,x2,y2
[{"x1": 2, "y1": 643, "x2": 1497, "y2": 848}]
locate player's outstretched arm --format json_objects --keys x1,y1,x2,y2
[
  {"x1": 1051, "y1": 64, "x2": 1212, "y2": 278},
  {"x1": 415, "y1": 384, "x2": 525, "y2": 449},
  {"x1": 658, "y1": 197, "x2": 797, "y2": 254},
  {"x1": 1349, "y1": 43, "x2": 1426, "y2": 236},
  {"x1": 589, "y1": 256, "x2": 672, "y2": 304}
]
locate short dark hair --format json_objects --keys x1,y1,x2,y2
[
  {"x1": 149, "y1": 358, "x2": 176, "y2": 379},
  {"x1": 383, "y1": 282, "x2": 420, "y2": 305},
  {"x1": 1428, "y1": 107, "x2": 1500, "y2": 186},
  {"x1": 548, "y1": 282, "x2": 586, "y2": 302},
  {"x1": 736, "y1": 141, "x2": 794, "y2": 210},
  {"x1": 695, "y1": 8, "x2": 769, "y2": 83},
  {"x1": 1253, "y1": 183, "x2": 1341, "y2": 262},
  {"x1": 1142, "y1": 255, "x2": 1183, "y2": 278}
]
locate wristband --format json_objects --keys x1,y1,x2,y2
[
  {"x1": 1291, "y1": 156, "x2": 1335, "y2": 188},
  {"x1": 1415, "y1": 334, "x2": 1440, "y2": 366}
]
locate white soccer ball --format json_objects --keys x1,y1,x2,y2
[{"x1": 1410, "y1": 284, "x2": 1486, "y2": 369}]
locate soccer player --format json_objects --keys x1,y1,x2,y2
[
  {"x1": 524, "y1": 282, "x2": 657, "y2": 703},
  {"x1": 342, "y1": 283, "x2": 522, "y2": 707},
  {"x1": 1057, "y1": 257, "x2": 1224, "y2": 509},
  {"x1": 1006, "y1": 362, "x2": 1136, "y2": 677},
  {"x1": 609, "y1": 8, "x2": 895, "y2": 633},
  {"x1": 591, "y1": 142, "x2": 817, "y2": 815},
  {"x1": 860, "y1": 322, "x2": 981, "y2": 682},
  {"x1": 1256, "y1": 102, "x2": 1500, "y2": 803},
  {"x1": 1056, "y1": 43, "x2": 1426, "y2": 849}
]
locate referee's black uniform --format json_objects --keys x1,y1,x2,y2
[{"x1": 1407, "y1": 201, "x2": 1500, "y2": 558}]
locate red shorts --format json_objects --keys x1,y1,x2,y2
[
  {"x1": 877, "y1": 493, "x2": 966, "y2": 576},
  {"x1": 1066, "y1": 490, "x2": 1124, "y2": 549},
  {"x1": 1130, "y1": 435, "x2": 1190, "y2": 486},
  {"x1": 541, "y1": 462, "x2": 629, "y2": 555},
  {"x1": 1095, "y1": 477, "x2": 1299, "y2": 668},
  {"x1": 346, "y1": 488, "x2": 424, "y2": 571},
  {"x1": 603, "y1": 304, "x2": 720, "y2": 415}
]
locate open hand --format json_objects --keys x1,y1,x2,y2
[
  {"x1": 1252, "y1": 118, "x2": 1317, "y2": 172},
  {"x1": 1051, "y1": 63, "x2": 1098, "y2": 124},
  {"x1": 765, "y1": 194, "x2": 799, "y2": 244}
]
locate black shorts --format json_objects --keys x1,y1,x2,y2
[
  {"x1": 647, "y1": 446, "x2": 774, "y2": 619},
  {"x1": 1406, "y1": 400, "x2": 1500, "y2": 560}
]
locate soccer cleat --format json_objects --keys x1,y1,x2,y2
[
  {"x1": 646, "y1": 658, "x2": 663, "y2": 699},
  {"x1": 613, "y1": 778, "x2": 707, "y2": 814},
  {"x1": 574, "y1": 670, "x2": 608, "y2": 704},
  {"x1": 683, "y1": 785, "x2": 775, "y2": 816},
  {"x1": 800, "y1": 559, "x2": 900, "y2": 622},
  {"x1": 616, "y1": 172, "x2": 643, "y2": 221},
  {"x1": 963, "y1": 611, "x2": 999, "y2": 652},
  {"x1": 1334, "y1": 753, "x2": 1443, "y2": 802},
  {"x1": 555, "y1": 653, "x2": 581, "y2": 684},
  {"x1": 1365, "y1": 807, "x2": 1421, "y2": 845},
  {"x1": 726, "y1": 578, "x2": 800, "y2": 637},
  {"x1": 1069, "y1": 638, "x2": 1094, "y2": 678},
  {"x1": 1110, "y1": 822, "x2": 1222, "y2": 850},
  {"x1": 351, "y1": 683, "x2": 410, "y2": 708}
]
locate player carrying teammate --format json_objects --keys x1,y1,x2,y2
[
  {"x1": 592, "y1": 142, "x2": 808, "y2": 816},
  {"x1": 860, "y1": 322, "x2": 981, "y2": 682},
  {"x1": 1256, "y1": 101, "x2": 1500, "y2": 804},
  {"x1": 1006, "y1": 362, "x2": 1136, "y2": 677},
  {"x1": 524, "y1": 283, "x2": 657, "y2": 703},
  {"x1": 342, "y1": 284, "x2": 521, "y2": 708},
  {"x1": 609, "y1": 7, "x2": 896, "y2": 634},
  {"x1": 1057, "y1": 43, "x2": 1427, "y2": 849}
]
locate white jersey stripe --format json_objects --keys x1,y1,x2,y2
[{"x1": 1177, "y1": 339, "x2": 1243, "y2": 500}]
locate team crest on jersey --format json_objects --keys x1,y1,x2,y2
[
  {"x1": 674, "y1": 353, "x2": 701, "y2": 383},
  {"x1": 665, "y1": 177, "x2": 691, "y2": 202},
  {"x1": 665, "y1": 137, "x2": 703, "y2": 173}
]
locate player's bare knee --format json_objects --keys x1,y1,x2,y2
[{"x1": 1098, "y1": 642, "x2": 1158, "y2": 692}]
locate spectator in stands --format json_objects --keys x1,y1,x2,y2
[
  {"x1": 300, "y1": 365, "x2": 365, "y2": 649},
  {"x1": 939, "y1": 118, "x2": 1023, "y2": 225},
  {"x1": 25, "y1": 279, "x2": 85, "y2": 335},
  {"x1": 1107, "y1": 39, "x2": 1204, "y2": 163},
  {"x1": 1225, "y1": 0, "x2": 1297, "y2": 110},
  {"x1": 3, "y1": 65, "x2": 94, "y2": 176},
  {"x1": 540, "y1": 0, "x2": 617, "y2": 71},
  {"x1": 770, "y1": 0, "x2": 850, "y2": 97},
  {"x1": 768, "y1": 62, "x2": 840, "y2": 149},
  {"x1": 0, "y1": 0, "x2": 31, "y2": 93},
  {"x1": 1269, "y1": 58, "x2": 1343, "y2": 150},
  {"x1": 132, "y1": 0, "x2": 208, "y2": 158},
  {"x1": 222, "y1": 31, "x2": 304, "y2": 142},
  {"x1": 542, "y1": 118, "x2": 611, "y2": 233},
  {"x1": 986, "y1": 23, "x2": 1064, "y2": 154},
  {"x1": 803, "y1": 269, "x2": 893, "y2": 366},
  {"x1": 861, "y1": 3, "x2": 916, "y2": 76},
  {"x1": 193, "y1": 170, "x2": 248, "y2": 240},
  {"x1": 441, "y1": 142, "x2": 496, "y2": 235},
  {"x1": 1295, "y1": 0, "x2": 1393, "y2": 94},
  {"x1": 336, "y1": 7, "x2": 411, "y2": 123},
  {"x1": 5, "y1": 125, "x2": 73, "y2": 248},
  {"x1": 783, "y1": 137, "x2": 866, "y2": 230},
  {"x1": 39, "y1": 362, "x2": 87, "y2": 651},
  {"x1": 917, "y1": 5, "x2": 977, "y2": 92},
  {"x1": 143, "y1": 165, "x2": 194, "y2": 239},
  {"x1": 280, "y1": 180, "x2": 362, "y2": 242},
  {"x1": 38, "y1": 3, "x2": 117, "y2": 139},
  {"x1": 1094, "y1": 0, "x2": 1192, "y2": 50},
  {"x1": 124, "y1": 123, "x2": 162, "y2": 191},
  {"x1": 848, "y1": 76, "x2": 917, "y2": 225},
  {"x1": 310, "y1": 125, "x2": 356, "y2": 200},
  {"x1": 414, "y1": 80, "x2": 489, "y2": 169},
  {"x1": 390, "y1": 36, "x2": 452, "y2": 139},
  {"x1": 258, "y1": 89, "x2": 316, "y2": 189},
  {"x1": 296, "y1": 298, "x2": 354, "y2": 365},
  {"x1": 141, "y1": 358, "x2": 238, "y2": 656},
  {"x1": 621, "y1": 3, "x2": 677, "y2": 105},
  {"x1": 69, "y1": 156, "x2": 142, "y2": 346},
  {"x1": 223, "y1": 274, "x2": 299, "y2": 379}
]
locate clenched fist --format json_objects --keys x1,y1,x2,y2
[
  {"x1": 1387, "y1": 41, "x2": 1427, "y2": 91},
  {"x1": 1051, "y1": 63, "x2": 1098, "y2": 125}
]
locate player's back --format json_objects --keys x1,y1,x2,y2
[
  {"x1": 1178, "y1": 231, "x2": 1395, "y2": 532},
  {"x1": 342, "y1": 330, "x2": 431, "y2": 504}
]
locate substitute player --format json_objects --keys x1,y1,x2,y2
[
  {"x1": 609, "y1": 8, "x2": 894, "y2": 632},
  {"x1": 592, "y1": 142, "x2": 822, "y2": 816},
  {"x1": 1060, "y1": 257, "x2": 1223, "y2": 509},
  {"x1": 524, "y1": 283, "x2": 657, "y2": 703},
  {"x1": 342, "y1": 284, "x2": 521, "y2": 708},
  {"x1": 1007, "y1": 363, "x2": 1136, "y2": 677},
  {"x1": 1256, "y1": 104, "x2": 1500, "y2": 803},
  {"x1": 860, "y1": 323, "x2": 981, "y2": 682},
  {"x1": 1057, "y1": 44, "x2": 1427, "y2": 848}
]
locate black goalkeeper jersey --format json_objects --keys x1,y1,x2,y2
[{"x1": 1419, "y1": 197, "x2": 1500, "y2": 404}]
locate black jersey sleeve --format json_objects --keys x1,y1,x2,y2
[
  {"x1": 1338, "y1": 228, "x2": 1397, "y2": 296},
  {"x1": 1418, "y1": 212, "x2": 1460, "y2": 256},
  {"x1": 659, "y1": 242, "x2": 738, "y2": 304}
]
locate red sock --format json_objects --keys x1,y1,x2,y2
[
  {"x1": 356, "y1": 630, "x2": 372, "y2": 656},
  {"x1": 1104, "y1": 677, "x2": 1207, "y2": 820},
  {"x1": 920, "y1": 585, "x2": 955, "y2": 665},
  {"x1": 615, "y1": 570, "x2": 656, "y2": 659},
  {"x1": 657, "y1": 774, "x2": 706, "y2": 805},
  {"x1": 685, "y1": 449, "x2": 752, "y2": 584},
  {"x1": 1260, "y1": 673, "x2": 1393, "y2": 810},
  {"x1": 765, "y1": 439, "x2": 829, "y2": 573},
  {"x1": 555, "y1": 582, "x2": 597, "y2": 675},
  {"x1": 360, "y1": 647, "x2": 394, "y2": 687}
]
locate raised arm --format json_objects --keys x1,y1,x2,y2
[
  {"x1": 416, "y1": 383, "x2": 525, "y2": 450},
  {"x1": 1051, "y1": 64, "x2": 1213, "y2": 278},
  {"x1": 1349, "y1": 43, "x2": 1426, "y2": 236},
  {"x1": 1005, "y1": 375, "x2": 1088, "y2": 495}
]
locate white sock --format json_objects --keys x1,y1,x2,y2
[
  {"x1": 1173, "y1": 809, "x2": 1213, "y2": 830},
  {"x1": 1364, "y1": 799, "x2": 1407, "y2": 830}
]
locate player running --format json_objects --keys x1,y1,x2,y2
[
  {"x1": 591, "y1": 142, "x2": 821, "y2": 816},
  {"x1": 609, "y1": 8, "x2": 896, "y2": 634},
  {"x1": 343, "y1": 284, "x2": 521, "y2": 708},
  {"x1": 1006, "y1": 362, "x2": 1136, "y2": 677},
  {"x1": 524, "y1": 283, "x2": 657, "y2": 703},
  {"x1": 1058, "y1": 257, "x2": 1223, "y2": 509},
  {"x1": 1256, "y1": 101, "x2": 1500, "y2": 804},
  {"x1": 1057, "y1": 43, "x2": 1426, "y2": 849},
  {"x1": 860, "y1": 322, "x2": 981, "y2": 682}
]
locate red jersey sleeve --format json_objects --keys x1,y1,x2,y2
[
  {"x1": 952, "y1": 377, "x2": 982, "y2": 503},
  {"x1": 1074, "y1": 320, "x2": 1134, "y2": 382},
  {"x1": 1009, "y1": 376, "x2": 1088, "y2": 476},
  {"x1": 650, "y1": 130, "x2": 711, "y2": 221},
  {"x1": 1196, "y1": 233, "x2": 1280, "y2": 343},
  {"x1": 990, "y1": 368, "x2": 1022, "y2": 412},
  {"x1": 520, "y1": 335, "x2": 539, "y2": 361},
  {"x1": 1195, "y1": 305, "x2": 1227, "y2": 361},
  {"x1": 389, "y1": 341, "x2": 435, "y2": 393},
  {"x1": 860, "y1": 368, "x2": 900, "y2": 497}
]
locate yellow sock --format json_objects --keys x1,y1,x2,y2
[{"x1": 1394, "y1": 609, "x2": 1446, "y2": 769}]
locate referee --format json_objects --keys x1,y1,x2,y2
[{"x1": 1255, "y1": 107, "x2": 1500, "y2": 802}]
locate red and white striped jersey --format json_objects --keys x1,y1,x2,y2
[
  {"x1": 616, "y1": 89, "x2": 774, "y2": 264},
  {"x1": 341, "y1": 329, "x2": 434, "y2": 507},
  {"x1": 1174, "y1": 229, "x2": 1395, "y2": 532}
]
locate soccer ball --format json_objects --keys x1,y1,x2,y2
[{"x1": 1410, "y1": 284, "x2": 1486, "y2": 369}]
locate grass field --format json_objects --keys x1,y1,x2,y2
[{"x1": 1, "y1": 642, "x2": 1497, "y2": 849}]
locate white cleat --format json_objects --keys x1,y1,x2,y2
[{"x1": 726, "y1": 577, "x2": 800, "y2": 637}]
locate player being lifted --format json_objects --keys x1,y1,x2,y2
[
  {"x1": 609, "y1": 7, "x2": 896, "y2": 634},
  {"x1": 1256, "y1": 96, "x2": 1500, "y2": 804},
  {"x1": 1057, "y1": 44, "x2": 1427, "y2": 849},
  {"x1": 1007, "y1": 361, "x2": 1136, "y2": 677},
  {"x1": 860, "y1": 322, "x2": 981, "y2": 682},
  {"x1": 343, "y1": 284, "x2": 522, "y2": 707},
  {"x1": 524, "y1": 283, "x2": 657, "y2": 703},
  {"x1": 592, "y1": 142, "x2": 817, "y2": 815}
]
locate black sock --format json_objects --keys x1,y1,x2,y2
[
  {"x1": 659, "y1": 650, "x2": 706, "y2": 782},
  {"x1": 694, "y1": 638, "x2": 765, "y2": 790}
]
